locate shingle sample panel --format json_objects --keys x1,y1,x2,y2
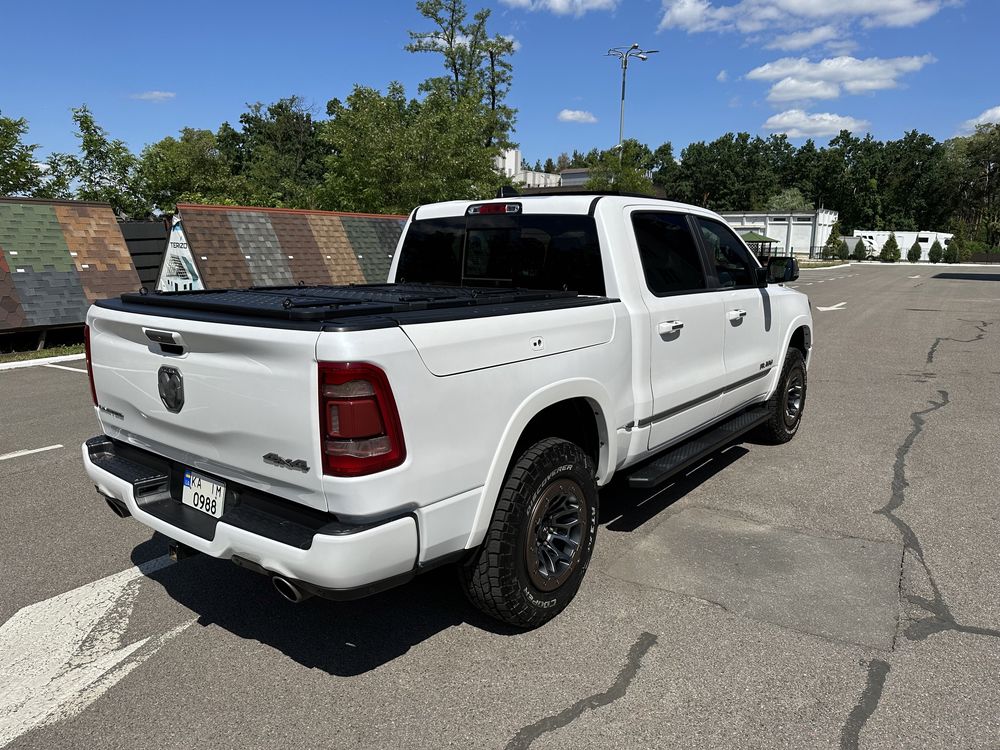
[
  {"x1": 0, "y1": 203, "x2": 74, "y2": 272},
  {"x1": 305, "y1": 214, "x2": 366, "y2": 285},
  {"x1": 268, "y1": 212, "x2": 330, "y2": 285},
  {"x1": 10, "y1": 268, "x2": 89, "y2": 328},
  {"x1": 340, "y1": 216, "x2": 404, "y2": 283},
  {"x1": 227, "y1": 212, "x2": 294, "y2": 287},
  {"x1": 178, "y1": 209, "x2": 253, "y2": 289},
  {"x1": 54, "y1": 204, "x2": 141, "y2": 302},
  {"x1": 175, "y1": 204, "x2": 406, "y2": 290},
  {"x1": 0, "y1": 251, "x2": 28, "y2": 331}
]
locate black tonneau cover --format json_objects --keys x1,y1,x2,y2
[{"x1": 100, "y1": 284, "x2": 615, "y2": 331}]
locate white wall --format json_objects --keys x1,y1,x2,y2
[
  {"x1": 852, "y1": 230, "x2": 954, "y2": 261},
  {"x1": 720, "y1": 209, "x2": 838, "y2": 258}
]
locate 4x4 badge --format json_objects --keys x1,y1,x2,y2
[
  {"x1": 263, "y1": 452, "x2": 310, "y2": 473},
  {"x1": 157, "y1": 366, "x2": 184, "y2": 413}
]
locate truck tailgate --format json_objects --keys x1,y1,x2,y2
[{"x1": 87, "y1": 306, "x2": 326, "y2": 511}]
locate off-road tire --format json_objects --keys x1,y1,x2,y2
[
  {"x1": 460, "y1": 438, "x2": 599, "y2": 629},
  {"x1": 759, "y1": 347, "x2": 807, "y2": 443}
]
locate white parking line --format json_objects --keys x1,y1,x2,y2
[
  {"x1": 0, "y1": 445, "x2": 63, "y2": 462},
  {"x1": 43, "y1": 364, "x2": 87, "y2": 374},
  {"x1": 0, "y1": 556, "x2": 194, "y2": 747}
]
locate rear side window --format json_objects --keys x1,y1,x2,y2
[
  {"x1": 695, "y1": 217, "x2": 757, "y2": 288},
  {"x1": 396, "y1": 214, "x2": 604, "y2": 295},
  {"x1": 631, "y1": 212, "x2": 706, "y2": 295}
]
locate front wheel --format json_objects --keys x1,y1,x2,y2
[
  {"x1": 759, "y1": 348, "x2": 807, "y2": 443},
  {"x1": 460, "y1": 438, "x2": 599, "y2": 629}
]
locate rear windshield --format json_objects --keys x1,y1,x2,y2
[{"x1": 395, "y1": 213, "x2": 605, "y2": 295}]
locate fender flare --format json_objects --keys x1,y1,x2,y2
[
  {"x1": 464, "y1": 378, "x2": 616, "y2": 550},
  {"x1": 766, "y1": 315, "x2": 812, "y2": 398}
]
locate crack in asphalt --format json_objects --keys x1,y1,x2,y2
[
  {"x1": 925, "y1": 319, "x2": 991, "y2": 364},
  {"x1": 840, "y1": 659, "x2": 891, "y2": 750},
  {"x1": 504, "y1": 632, "x2": 657, "y2": 750},
  {"x1": 842, "y1": 320, "x2": 1000, "y2": 746}
]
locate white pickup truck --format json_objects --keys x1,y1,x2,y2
[{"x1": 82, "y1": 193, "x2": 811, "y2": 628}]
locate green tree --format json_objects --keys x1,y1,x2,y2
[
  {"x1": 137, "y1": 128, "x2": 236, "y2": 211},
  {"x1": 907, "y1": 239, "x2": 922, "y2": 263},
  {"x1": 928, "y1": 239, "x2": 943, "y2": 263},
  {"x1": 584, "y1": 139, "x2": 654, "y2": 194},
  {"x1": 0, "y1": 112, "x2": 44, "y2": 196},
  {"x1": 651, "y1": 141, "x2": 681, "y2": 197},
  {"x1": 822, "y1": 220, "x2": 843, "y2": 259},
  {"x1": 406, "y1": 0, "x2": 515, "y2": 148},
  {"x1": 57, "y1": 105, "x2": 145, "y2": 217},
  {"x1": 767, "y1": 187, "x2": 811, "y2": 213},
  {"x1": 850, "y1": 241, "x2": 868, "y2": 261},
  {"x1": 879, "y1": 232, "x2": 901, "y2": 262},
  {"x1": 837, "y1": 239, "x2": 850, "y2": 260},
  {"x1": 542, "y1": 157, "x2": 556, "y2": 174},
  {"x1": 318, "y1": 82, "x2": 503, "y2": 214},
  {"x1": 943, "y1": 238, "x2": 959, "y2": 263}
]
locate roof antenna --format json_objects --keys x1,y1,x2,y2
[{"x1": 496, "y1": 185, "x2": 520, "y2": 198}]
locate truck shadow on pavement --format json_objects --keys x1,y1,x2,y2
[{"x1": 131, "y1": 444, "x2": 751, "y2": 677}]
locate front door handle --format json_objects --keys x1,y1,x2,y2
[
  {"x1": 657, "y1": 320, "x2": 684, "y2": 335},
  {"x1": 728, "y1": 309, "x2": 747, "y2": 321}
]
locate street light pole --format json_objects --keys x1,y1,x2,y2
[{"x1": 606, "y1": 43, "x2": 658, "y2": 166}]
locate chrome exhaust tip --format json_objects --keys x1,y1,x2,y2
[{"x1": 272, "y1": 575, "x2": 312, "y2": 604}]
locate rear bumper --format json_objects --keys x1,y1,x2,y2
[{"x1": 82, "y1": 436, "x2": 419, "y2": 594}]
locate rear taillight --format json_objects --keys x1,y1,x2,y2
[
  {"x1": 318, "y1": 362, "x2": 405, "y2": 477},
  {"x1": 84, "y1": 324, "x2": 97, "y2": 406}
]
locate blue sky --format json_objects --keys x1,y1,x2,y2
[{"x1": 4, "y1": 0, "x2": 997, "y2": 165}]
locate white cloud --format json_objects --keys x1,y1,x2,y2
[
  {"x1": 766, "y1": 24, "x2": 839, "y2": 51},
  {"x1": 500, "y1": 0, "x2": 616, "y2": 15},
  {"x1": 558, "y1": 109, "x2": 598, "y2": 123},
  {"x1": 716, "y1": 69, "x2": 729, "y2": 82},
  {"x1": 130, "y1": 91, "x2": 176, "y2": 103},
  {"x1": 747, "y1": 54, "x2": 934, "y2": 102},
  {"x1": 763, "y1": 108, "x2": 869, "y2": 137},
  {"x1": 767, "y1": 78, "x2": 840, "y2": 101},
  {"x1": 961, "y1": 105, "x2": 1000, "y2": 132},
  {"x1": 659, "y1": 0, "x2": 949, "y2": 34},
  {"x1": 503, "y1": 34, "x2": 522, "y2": 52}
]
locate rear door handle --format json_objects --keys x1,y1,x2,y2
[
  {"x1": 728, "y1": 309, "x2": 747, "y2": 321},
  {"x1": 657, "y1": 320, "x2": 684, "y2": 335}
]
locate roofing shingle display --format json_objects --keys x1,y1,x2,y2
[
  {"x1": 0, "y1": 198, "x2": 141, "y2": 333},
  {"x1": 175, "y1": 204, "x2": 406, "y2": 289}
]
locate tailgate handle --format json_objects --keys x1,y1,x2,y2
[{"x1": 143, "y1": 328, "x2": 186, "y2": 355}]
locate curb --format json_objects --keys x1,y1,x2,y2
[{"x1": 0, "y1": 353, "x2": 86, "y2": 372}]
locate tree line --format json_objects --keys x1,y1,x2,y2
[{"x1": 0, "y1": 0, "x2": 997, "y2": 251}]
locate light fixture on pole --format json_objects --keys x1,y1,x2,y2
[{"x1": 606, "y1": 43, "x2": 658, "y2": 165}]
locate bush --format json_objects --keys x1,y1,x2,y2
[
  {"x1": 907, "y1": 240, "x2": 922, "y2": 263},
  {"x1": 928, "y1": 240, "x2": 943, "y2": 263},
  {"x1": 837, "y1": 239, "x2": 850, "y2": 261},
  {"x1": 943, "y1": 239, "x2": 959, "y2": 263},
  {"x1": 851, "y1": 242, "x2": 867, "y2": 261},
  {"x1": 879, "y1": 233, "x2": 901, "y2": 263}
]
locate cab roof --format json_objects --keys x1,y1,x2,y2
[{"x1": 412, "y1": 193, "x2": 721, "y2": 221}]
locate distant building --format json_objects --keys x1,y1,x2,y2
[
  {"x1": 719, "y1": 209, "x2": 839, "y2": 259},
  {"x1": 559, "y1": 168, "x2": 591, "y2": 187},
  {"x1": 494, "y1": 149, "x2": 561, "y2": 189},
  {"x1": 852, "y1": 230, "x2": 953, "y2": 261}
]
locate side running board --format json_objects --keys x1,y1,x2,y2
[{"x1": 626, "y1": 406, "x2": 769, "y2": 489}]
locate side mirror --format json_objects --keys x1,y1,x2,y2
[{"x1": 766, "y1": 256, "x2": 799, "y2": 284}]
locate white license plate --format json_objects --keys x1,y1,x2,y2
[{"x1": 182, "y1": 470, "x2": 226, "y2": 518}]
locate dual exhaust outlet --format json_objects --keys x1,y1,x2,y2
[{"x1": 102, "y1": 491, "x2": 313, "y2": 604}]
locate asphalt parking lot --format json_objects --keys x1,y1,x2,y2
[{"x1": 2, "y1": 263, "x2": 999, "y2": 749}]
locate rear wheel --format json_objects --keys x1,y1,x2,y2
[
  {"x1": 759, "y1": 348, "x2": 807, "y2": 443},
  {"x1": 460, "y1": 438, "x2": 598, "y2": 629}
]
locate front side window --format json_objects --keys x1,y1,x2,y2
[
  {"x1": 396, "y1": 213, "x2": 604, "y2": 295},
  {"x1": 695, "y1": 217, "x2": 757, "y2": 289},
  {"x1": 631, "y1": 212, "x2": 706, "y2": 295}
]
